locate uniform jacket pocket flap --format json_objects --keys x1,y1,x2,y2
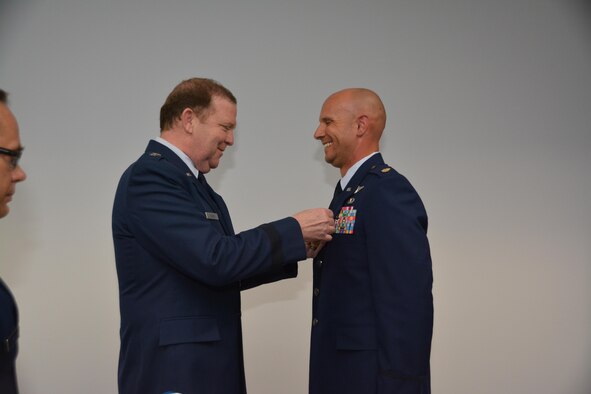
[
  {"x1": 336, "y1": 326, "x2": 377, "y2": 350},
  {"x1": 159, "y1": 317, "x2": 220, "y2": 346}
]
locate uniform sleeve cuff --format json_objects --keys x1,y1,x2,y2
[{"x1": 259, "y1": 217, "x2": 306, "y2": 265}]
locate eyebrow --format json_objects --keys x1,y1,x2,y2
[{"x1": 0, "y1": 146, "x2": 24, "y2": 152}]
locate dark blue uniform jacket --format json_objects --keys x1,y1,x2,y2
[
  {"x1": 310, "y1": 153, "x2": 433, "y2": 394},
  {"x1": 0, "y1": 277, "x2": 18, "y2": 394},
  {"x1": 113, "y1": 140, "x2": 306, "y2": 394}
]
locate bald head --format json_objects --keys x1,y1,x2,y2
[
  {"x1": 0, "y1": 101, "x2": 18, "y2": 138},
  {"x1": 314, "y1": 88, "x2": 387, "y2": 175},
  {"x1": 325, "y1": 88, "x2": 386, "y2": 139}
]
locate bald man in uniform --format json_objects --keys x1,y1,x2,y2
[
  {"x1": 309, "y1": 88, "x2": 433, "y2": 394},
  {"x1": 0, "y1": 89, "x2": 27, "y2": 394}
]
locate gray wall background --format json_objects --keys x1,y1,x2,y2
[{"x1": 1, "y1": 0, "x2": 590, "y2": 393}]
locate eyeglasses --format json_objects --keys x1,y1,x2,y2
[{"x1": 0, "y1": 147, "x2": 24, "y2": 169}]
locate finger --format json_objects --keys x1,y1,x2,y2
[
  {"x1": 305, "y1": 245, "x2": 314, "y2": 258},
  {"x1": 315, "y1": 242, "x2": 326, "y2": 253}
]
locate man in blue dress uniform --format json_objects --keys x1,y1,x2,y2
[
  {"x1": 309, "y1": 88, "x2": 433, "y2": 394},
  {"x1": 0, "y1": 89, "x2": 28, "y2": 394},
  {"x1": 112, "y1": 78, "x2": 334, "y2": 393}
]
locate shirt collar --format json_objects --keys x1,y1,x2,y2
[
  {"x1": 340, "y1": 152, "x2": 379, "y2": 190},
  {"x1": 153, "y1": 137, "x2": 201, "y2": 179}
]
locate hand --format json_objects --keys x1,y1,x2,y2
[
  {"x1": 293, "y1": 208, "x2": 335, "y2": 243},
  {"x1": 306, "y1": 241, "x2": 326, "y2": 258}
]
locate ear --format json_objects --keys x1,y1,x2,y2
[
  {"x1": 356, "y1": 115, "x2": 369, "y2": 137},
  {"x1": 180, "y1": 108, "x2": 195, "y2": 133}
]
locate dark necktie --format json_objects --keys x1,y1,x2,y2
[
  {"x1": 333, "y1": 180, "x2": 343, "y2": 197},
  {"x1": 197, "y1": 172, "x2": 207, "y2": 185},
  {"x1": 198, "y1": 173, "x2": 220, "y2": 210},
  {"x1": 329, "y1": 180, "x2": 343, "y2": 212}
]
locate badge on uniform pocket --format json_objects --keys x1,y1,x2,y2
[{"x1": 335, "y1": 206, "x2": 356, "y2": 234}]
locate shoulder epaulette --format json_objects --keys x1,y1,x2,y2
[{"x1": 369, "y1": 164, "x2": 394, "y2": 177}]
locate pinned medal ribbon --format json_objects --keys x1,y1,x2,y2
[{"x1": 335, "y1": 206, "x2": 356, "y2": 234}]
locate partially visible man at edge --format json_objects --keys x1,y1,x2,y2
[
  {"x1": 112, "y1": 78, "x2": 335, "y2": 393},
  {"x1": 309, "y1": 88, "x2": 433, "y2": 394},
  {"x1": 0, "y1": 89, "x2": 28, "y2": 394}
]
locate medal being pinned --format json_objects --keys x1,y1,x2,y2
[{"x1": 335, "y1": 206, "x2": 357, "y2": 234}]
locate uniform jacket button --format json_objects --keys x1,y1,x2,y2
[
  {"x1": 313, "y1": 288, "x2": 320, "y2": 296},
  {"x1": 312, "y1": 318, "x2": 319, "y2": 326}
]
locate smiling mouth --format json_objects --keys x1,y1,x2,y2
[{"x1": 323, "y1": 142, "x2": 333, "y2": 148}]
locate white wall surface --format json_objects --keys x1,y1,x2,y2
[{"x1": 1, "y1": 0, "x2": 590, "y2": 393}]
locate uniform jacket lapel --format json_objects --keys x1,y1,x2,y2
[
  {"x1": 199, "y1": 178, "x2": 235, "y2": 236},
  {"x1": 145, "y1": 140, "x2": 234, "y2": 235},
  {"x1": 329, "y1": 153, "x2": 385, "y2": 215}
]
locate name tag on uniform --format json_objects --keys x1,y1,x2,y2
[{"x1": 205, "y1": 212, "x2": 219, "y2": 220}]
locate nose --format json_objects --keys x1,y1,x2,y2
[
  {"x1": 314, "y1": 124, "x2": 324, "y2": 140},
  {"x1": 12, "y1": 165, "x2": 26, "y2": 182},
  {"x1": 225, "y1": 129, "x2": 234, "y2": 146}
]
